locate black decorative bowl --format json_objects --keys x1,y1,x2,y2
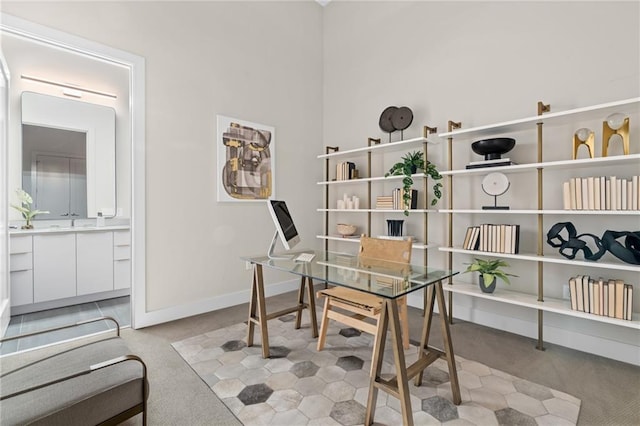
[{"x1": 471, "y1": 138, "x2": 516, "y2": 161}]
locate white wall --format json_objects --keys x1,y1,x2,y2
[
  {"x1": 1, "y1": 1, "x2": 324, "y2": 317},
  {"x1": 322, "y1": 1, "x2": 640, "y2": 364}
]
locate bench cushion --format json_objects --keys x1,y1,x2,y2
[{"x1": 1, "y1": 336, "x2": 145, "y2": 426}]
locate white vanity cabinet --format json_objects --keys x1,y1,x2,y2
[
  {"x1": 77, "y1": 232, "x2": 114, "y2": 295},
  {"x1": 113, "y1": 230, "x2": 131, "y2": 290},
  {"x1": 9, "y1": 226, "x2": 131, "y2": 313},
  {"x1": 33, "y1": 233, "x2": 76, "y2": 303},
  {"x1": 9, "y1": 235, "x2": 34, "y2": 306}
]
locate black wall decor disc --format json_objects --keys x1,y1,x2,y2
[
  {"x1": 391, "y1": 106, "x2": 413, "y2": 131},
  {"x1": 379, "y1": 106, "x2": 398, "y2": 133}
]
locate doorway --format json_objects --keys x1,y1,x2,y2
[{"x1": 1, "y1": 13, "x2": 146, "y2": 351}]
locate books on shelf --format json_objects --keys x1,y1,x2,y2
[
  {"x1": 568, "y1": 275, "x2": 634, "y2": 321},
  {"x1": 465, "y1": 158, "x2": 517, "y2": 169},
  {"x1": 462, "y1": 224, "x2": 519, "y2": 254},
  {"x1": 376, "y1": 189, "x2": 418, "y2": 210},
  {"x1": 336, "y1": 161, "x2": 358, "y2": 181},
  {"x1": 564, "y1": 175, "x2": 640, "y2": 211},
  {"x1": 375, "y1": 195, "x2": 393, "y2": 210},
  {"x1": 391, "y1": 188, "x2": 418, "y2": 210}
]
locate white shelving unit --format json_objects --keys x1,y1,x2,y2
[
  {"x1": 317, "y1": 130, "x2": 439, "y2": 258},
  {"x1": 439, "y1": 98, "x2": 640, "y2": 346}
]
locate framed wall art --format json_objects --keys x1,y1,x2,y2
[{"x1": 216, "y1": 115, "x2": 275, "y2": 202}]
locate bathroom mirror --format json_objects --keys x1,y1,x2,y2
[{"x1": 21, "y1": 91, "x2": 116, "y2": 219}]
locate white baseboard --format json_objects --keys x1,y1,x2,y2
[
  {"x1": 133, "y1": 278, "x2": 300, "y2": 329},
  {"x1": 406, "y1": 291, "x2": 640, "y2": 366}
]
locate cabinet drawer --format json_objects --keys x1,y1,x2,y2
[
  {"x1": 113, "y1": 230, "x2": 131, "y2": 246},
  {"x1": 114, "y1": 259, "x2": 131, "y2": 290},
  {"x1": 10, "y1": 270, "x2": 33, "y2": 306},
  {"x1": 113, "y1": 245, "x2": 131, "y2": 260},
  {"x1": 10, "y1": 235, "x2": 32, "y2": 254},
  {"x1": 10, "y1": 252, "x2": 32, "y2": 272}
]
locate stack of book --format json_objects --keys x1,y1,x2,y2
[
  {"x1": 568, "y1": 275, "x2": 634, "y2": 320},
  {"x1": 376, "y1": 196, "x2": 393, "y2": 210},
  {"x1": 391, "y1": 188, "x2": 418, "y2": 210},
  {"x1": 465, "y1": 158, "x2": 517, "y2": 169},
  {"x1": 336, "y1": 162, "x2": 358, "y2": 181},
  {"x1": 462, "y1": 224, "x2": 520, "y2": 254},
  {"x1": 562, "y1": 175, "x2": 640, "y2": 210}
]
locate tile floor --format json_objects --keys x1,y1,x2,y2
[
  {"x1": 0, "y1": 296, "x2": 130, "y2": 355},
  {"x1": 173, "y1": 314, "x2": 581, "y2": 426}
]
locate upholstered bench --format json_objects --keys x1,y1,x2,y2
[{"x1": 0, "y1": 317, "x2": 148, "y2": 426}]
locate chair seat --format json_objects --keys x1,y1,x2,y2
[{"x1": 317, "y1": 287, "x2": 383, "y2": 312}]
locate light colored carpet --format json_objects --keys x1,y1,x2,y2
[{"x1": 172, "y1": 315, "x2": 581, "y2": 426}]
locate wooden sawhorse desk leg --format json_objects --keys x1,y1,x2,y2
[
  {"x1": 365, "y1": 298, "x2": 413, "y2": 426},
  {"x1": 364, "y1": 281, "x2": 461, "y2": 426},
  {"x1": 247, "y1": 264, "x2": 318, "y2": 359},
  {"x1": 415, "y1": 280, "x2": 461, "y2": 404}
]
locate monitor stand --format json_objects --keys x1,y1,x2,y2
[{"x1": 267, "y1": 230, "x2": 294, "y2": 260}]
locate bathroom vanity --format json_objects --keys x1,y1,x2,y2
[{"x1": 9, "y1": 225, "x2": 131, "y2": 315}]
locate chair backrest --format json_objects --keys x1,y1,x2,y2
[{"x1": 358, "y1": 235, "x2": 412, "y2": 264}]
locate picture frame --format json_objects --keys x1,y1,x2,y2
[{"x1": 216, "y1": 115, "x2": 275, "y2": 202}]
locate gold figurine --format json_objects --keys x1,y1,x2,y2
[
  {"x1": 573, "y1": 128, "x2": 595, "y2": 159},
  {"x1": 602, "y1": 113, "x2": 629, "y2": 156}
]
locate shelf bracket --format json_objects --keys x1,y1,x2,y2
[
  {"x1": 423, "y1": 125, "x2": 437, "y2": 136},
  {"x1": 448, "y1": 121, "x2": 461, "y2": 132},
  {"x1": 326, "y1": 146, "x2": 339, "y2": 154},
  {"x1": 367, "y1": 138, "x2": 381, "y2": 147}
]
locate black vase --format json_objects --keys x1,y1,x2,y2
[
  {"x1": 479, "y1": 275, "x2": 496, "y2": 293},
  {"x1": 387, "y1": 219, "x2": 404, "y2": 237}
]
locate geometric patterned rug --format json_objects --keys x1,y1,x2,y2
[{"x1": 172, "y1": 315, "x2": 581, "y2": 425}]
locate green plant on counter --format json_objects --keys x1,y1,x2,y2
[
  {"x1": 11, "y1": 189, "x2": 49, "y2": 229},
  {"x1": 463, "y1": 258, "x2": 517, "y2": 288},
  {"x1": 384, "y1": 150, "x2": 442, "y2": 216}
]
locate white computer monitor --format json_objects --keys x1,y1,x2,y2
[{"x1": 267, "y1": 199, "x2": 301, "y2": 258}]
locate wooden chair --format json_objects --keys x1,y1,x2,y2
[{"x1": 316, "y1": 236, "x2": 412, "y2": 352}]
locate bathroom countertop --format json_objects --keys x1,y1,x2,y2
[{"x1": 9, "y1": 225, "x2": 130, "y2": 235}]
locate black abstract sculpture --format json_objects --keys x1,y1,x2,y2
[{"x1": 547, "y1": 222, "x2": 640, "y2": 265}]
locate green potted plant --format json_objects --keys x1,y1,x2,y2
[
  {"x1": 463, "y1": 258, "x2": 517, "y2": 293},
  {"x1": 11, "y1": 188, "x2": 49, "y2": 229},
  {"x1": 384, "y1": 150, "x2": 443, "y2": 216}
]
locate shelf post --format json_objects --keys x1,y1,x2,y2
[
  {"x1": 447, "y1": 120, "x2": 461, "y2": 324},
  {"x1": 367, "y1": 138, "x2": 381, "y2": 237},
  {"x1": 536, "y1": 101, "x2": 550, "y2": 351},
  {"x1": 325, "y1": 146, "x2": 339, "y2": 252},
  {"x1": 422, "y1": 126, "x2": 437, "y2": 315}
]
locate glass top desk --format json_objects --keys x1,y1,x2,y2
[{"x1": 241, "y1": 250, "x2": 461, "y2": 426}]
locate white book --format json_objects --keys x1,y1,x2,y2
[
  {"x1": 618, "y1": 178, "x2": 624, "y2": 210},
  {"x1": 627, "y1": 180, "x2": 633, "y2": 211},
  {"x1": 594, "y1": 177, "x2": 601, "y2": 210},
  {"x1": 505, "y1": 225, "x2": 513, "y2": 254},
  {"x1": 575, "y1": 178, "x2": 583, "y2": 210},
  {"x1": 563, "y1": 181, "x2": 571, "y2": 210},
  {"x1": 492, "y1": 225, "x2": 498, "y2": 253},
  {"x1": 598, "y1": 278, "x2": 605, "y2": 316},
  {"x1": 569, "y1": 178, "x2": 577, "y2": 209},
  {"x1": 587, "y1": 176, "x2": 595, "y2": 210},
  {"x1": 600, "y1": 176, "x2": 606, "y2": 210},
  {"x1": 610, "y1": 176, "x2": 617, "y2": 210},
  {"x1": 626, "y1": 285, "x2": 633, "y2": 321},
  {"x1": 633, "y1": 175, "x2": 639, "y2": 210},
  {"x1": 606, "y1": 179, "x2": 612, "y2": 210},
  {"x1": 582, "y1": 178, "x2": 589, "y2": 211}
]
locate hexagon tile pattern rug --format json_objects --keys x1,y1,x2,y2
[{"x1": 172, "y1": 316, "x2": 580, "y2": 426}]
